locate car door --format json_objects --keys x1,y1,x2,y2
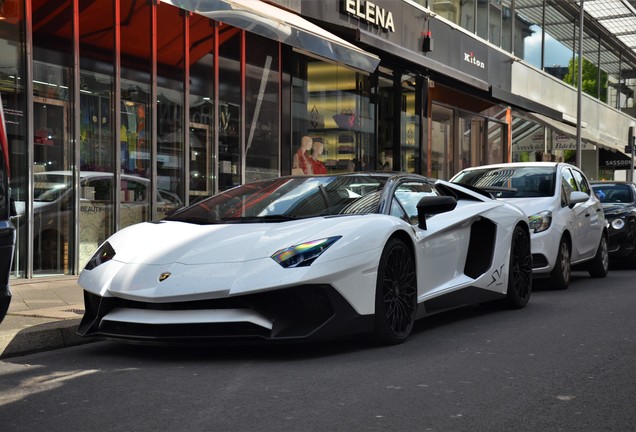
[
  {"x1": 390, "y1": 180, "x2": 467, "y2": 298},
  {"x1": 563, "y1": 167, "x2": 602, "y2": 261}
]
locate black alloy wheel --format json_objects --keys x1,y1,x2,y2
[
  {"x1": 373, "y1": 238, "x2": 417, "y2": 345},
  {"x1": 506, "y1": 225, "x2": 533, "y2": 308}
]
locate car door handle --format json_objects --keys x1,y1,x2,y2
[{"x1": 585, "y1": 213, "x2": 591, "y2": 217}]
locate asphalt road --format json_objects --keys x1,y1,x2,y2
[{"x1": 1, "y1": 269, "x2": 635, "y2": 432}]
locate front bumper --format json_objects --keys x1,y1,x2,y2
[
  {"x1": 607, "y1": 229, "x2": 635, "y2": 259},
  {"x1": 77, "y1": 284, "x2": 373, "y2": 343}
]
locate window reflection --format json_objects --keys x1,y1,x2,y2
[
  {"x1": 431, "y1": 104, "x2": 453, "y2": 180},
  {"x1": 31, "y1": 0, "x2": 74, "y2": 275},
  {"x1": 79, "y1": 0, "x2": 115, "y2": 268},
  {"x1": 218, "y1": 25, "x2": 241, "y2": 190},
  {"x1": 245, "y1": 33, "x2": 279, "y2": 183},
  {"x1": 157, "y1": 3, "x2": 185, "y2": 202},
  {"x1": 293, "y1": 59, "x2": 373, "y2": 175},
  {"x1": 189, "y1": 13, "x2": 215, "y2": 202}
]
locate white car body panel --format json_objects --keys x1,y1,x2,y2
[{"x1": 80, "y1": 199, "x2": 524, "y2": 316}]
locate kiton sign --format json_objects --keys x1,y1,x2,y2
[
  {"x1": 342, "y1": 0, "x2": 395, "y2": 32},
  {"x1": 463, "y1": 51, "x2": 485, "y2": 69}
]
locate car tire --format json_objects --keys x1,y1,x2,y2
[
  {"x1": 549, "y1": 237, "x2": 571, "y2": 290},
  {"x1": 373, "y1": 237, "x2": 417, "y2": 345},
  {"x1": 588, "y1": 234, "x2": 609, "y2": 278},
  {"x1": 504, "y1": 225, "x2": 533, "y2": 308}
]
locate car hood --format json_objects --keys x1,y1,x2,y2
[
  {"x1": 99, "y1": 218, "x2": 351, "y2": 266},
  {"x1": 601, "y1": 203, "x2": 631, "y2": 217},
  {"x1": 79, "y1": 215, "x2": 391, "y2": 300}
]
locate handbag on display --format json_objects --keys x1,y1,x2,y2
[
  {"x1": 332, "y1": 109, "x2": 357, "y2": 130},
  {"x1": 338, "y1": 133, "x2": 354, "y2": 143}
]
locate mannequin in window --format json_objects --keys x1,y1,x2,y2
[
  {"x1": 292, "y1": 135, "x2": 314, "y2": 175},
  {"x1": 310, "y1": 140, "x2": 327, "y2": 174}
]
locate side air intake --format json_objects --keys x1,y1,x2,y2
[{"x1": 464, "y1": 218, "x2": 496, "y2": 279}]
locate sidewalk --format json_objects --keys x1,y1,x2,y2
[{"x1": 0, "y1": 276, "x2": 92, "y2": 359}]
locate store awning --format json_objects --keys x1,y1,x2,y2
[
  {"x1": 599, "y1": 148, "x2": 633, "y2": 170},
  {"x1": 524, "y1": 112, "x2": 626, "y2": 153},
  {"x1": 162, "y1": 0, "x2": 380, "y2": 73}
]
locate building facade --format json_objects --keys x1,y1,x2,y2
[{"x1": 0, "y1": 0, "x2": 634, "y2": 278}]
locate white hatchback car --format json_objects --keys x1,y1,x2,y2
[{"x1": 452, "y1": 162, "x2": 609, "y2": 289}]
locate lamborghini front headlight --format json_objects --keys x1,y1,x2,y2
[{"x1": 271, "y1": 236, "x2": 341, "y2": 268}]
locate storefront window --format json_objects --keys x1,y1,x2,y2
[
  {"x1": 30, "y1": 0, "x2": 74, "y2": 275},
  {"x1": 121, "y1": 0, "x2": 151, "y2": 181},
  {"x1": 486, "y1": 120, "x2": 505, "y2": 164},
  {"x1": 511, "y1": 116, "x2": 544, "y2": 162},
  {"x1": 2, "y1": 0, "x2": 26, "y2": 277},
  {"x1": 430, "y1": 104, "x2": 454, "y2": 179},
  {"x1": 189, "y1": 13, "x2": 215, "y2": 202},
  {"x1": 79, "y1": 1, "x2": 116, "y2": 269},
  {"x1": 120, "y1": 0, "x2": 153, "y2": 232},
  {"x1": 218, "y1": 24, "x2": 241, "y2": 190},
  {"x1": 377, "y1": 72, "x2": 394, "y2": 172},
  {"x1": 459, "y1": 112, "x2": 483, "y2": 171},
  {"x1": 293, "y1": 58, "x2": 373, "y2": 175},
  {"x1": 244, "y1": 33, "x2": 279, "y2": 183},
  {"x1": 401, "y1": 76, "x2": 419, "y2": 173},
  {"x1": 157, "y1": 4, "x2": 185, "y2": 202}
]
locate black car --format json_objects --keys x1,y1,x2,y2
[
  {"x1": 0, "y1": 94, "x2": 16, "y2": 324},
  {"x1": 590, "y1": 180, "x2": 636, "y2": 268}
]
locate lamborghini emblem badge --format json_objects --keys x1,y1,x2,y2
[{"x1": 159, "y1": 272, "x2": 171, "y2": 282}]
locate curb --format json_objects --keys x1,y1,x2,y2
[{"x1": 0, "y1": 319, "x2": 94, "y2": 359}]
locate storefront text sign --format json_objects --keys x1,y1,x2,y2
[
  {"x1": 463, "y1": 51, "x2": 485, "y2": 69},
  {"x1": 342, "y1": 0, "x2": 395, "y2": 32}
]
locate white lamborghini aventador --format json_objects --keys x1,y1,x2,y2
[{"x1": 78, "y1": 173, "x2": 533, "y2": 345}]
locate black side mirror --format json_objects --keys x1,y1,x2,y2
[{"x1": 416, "y1": 195, "x2": 457, "y2": 230}]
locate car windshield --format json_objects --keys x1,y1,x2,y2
[
  {"x1": 166, "y1": 175, "x2": 387, "y2": 224},
  {"x1": 11, "y1": 174, "x2": 73, "y2": 202},
  {"x1": 591, "y1": 183, "x2": 634, "y2": 204},
  {"x1": 452, "y1": 166, "x2": 557, "y2": 198}
]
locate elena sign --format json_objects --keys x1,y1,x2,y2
[{"x1": 342, "y1": 0, "x2": 395, "y2": 32}]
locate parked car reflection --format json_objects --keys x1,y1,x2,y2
[{"x1": 11, "y1": 171, "x2": 182, "y2": 273}]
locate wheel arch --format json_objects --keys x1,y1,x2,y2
[{"x1": 387, "y1": 229, "x2": 415, "y2": 259}]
